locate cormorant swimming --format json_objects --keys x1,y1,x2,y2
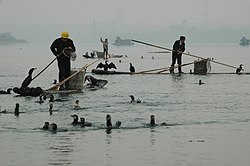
[
  {"x1": 49, "y1": 103, "x2": 53, "y2": 115},
  {"x1": 199, "y1": 80, "x2": 204, "y2": 85},
  {"x1": 150, "y1": 115, "x2": 168, "y2": 126},
  {"x1": 71, "y1": 114, "x2": 80, "y2": 125},
  {"x1": 106, "y1": 114, "x2": 121, "y2": 129},
  {"x1": 80, "y1": 117, "x2": 92, "y2": 127},
  {"x1": 42, "y1": 122, "x2": 50, "y2": 130},
  {"x1": 74, "y1": 100, "x2": 81, "y2": 110},
  {"x1": 129, "y1": 63, "x2": 135, "y2": 73},
  {"x1": 130, "y1": 95, "x2": 141, "y2": 103},
  {"x1": 21, "y1": 68, "x2": 37, "y2": 88},
  {"x1": 0, "y1": 88, "x2": 12, "y2": 94},
  {"x1": 49, "y1": 123, "x2": 57, "y2": 131}
]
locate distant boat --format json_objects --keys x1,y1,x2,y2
[
  {"x1": 0, "y1": 32, "x2": 27, "y2": 44},
  {"x1": 112, "y1": 37, "x2": 135, "y2": 46},
  {"x1": 239, "y1": 37, "x2": 249, "y2": 46}
]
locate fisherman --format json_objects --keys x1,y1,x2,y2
[
  {"x1": 50, "y1": 31, "x2": 76, "y2": 90},
  {"x1": 100, "y1": 37, "x2": 109, "y2": 59},
  {"x1": 170, "y1": 36, "x2": 186, "y2": 74}
]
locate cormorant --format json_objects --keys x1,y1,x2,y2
[
  {"x1": 130, "y1": 95, "x2": 141, "y2": 103},
  {"x1": 49, "y1": 104, "x2": 53, "y2": 115},
  {"x1": 49, "y1": 123, "x2": 57, "y2": 131},
  {"x1": 80, "y1": 117, "x2": 92, "y2": 127},
  {"x1": 21, "y1": 68, "x2": 36, "y2": 87},
  {"x1": 42, "y1": 122, "x2": 50, "y2": 130},
  {"x1": 74, "y1": 100, "x2": 81, "y2": 110},
  {"x1": 199, "y1": 80, "x2": 204, "y2": 85},
  {"x1": 129, "y1": 63, "x2": 135, "y2": 73},
  {"x1": 14, "y1": 103, "x2": 19, "y2": 116},
  {"x1": 150, "y1": 115, "x2": 156, "y2": 126},
  {"x1": 96, "y1": 61, "x2": 117, "y2": 71},
  {"x1": 0, "y1": 88, "x2": 12, "y2": 94},
  {"x1": 71, "y1": 114, "x2": 80, "y2": 125},
  {"x1": 106, "y1": 114, "x2": 121, "y2": 129},
  {"x1": 150, "y1": 115, "x2": 168, "y2": 126},
  {"x1": 236, "y1": 64, "x2": 243, "y2": 74}
]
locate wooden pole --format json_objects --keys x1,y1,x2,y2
[{"x1": 132, "y1": 39, "x2": 239, "y2": 69}]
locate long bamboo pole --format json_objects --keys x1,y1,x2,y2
[{"x1": 132, "y1": 39, "x2": 239, "y2": 69}]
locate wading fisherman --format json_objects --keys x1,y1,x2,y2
[
  {"x1": 50, "y1": 31, "x2": 76, "y2": 90},
  {"x1": 170, "y1": 36, "x2": 186, "y2": 74}
]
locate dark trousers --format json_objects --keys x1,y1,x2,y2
[
  {"x1": 58, "y1": 59, "x2": 70, "y2": 89},
  {"x1": 103, "y1": 48, "x2": 108, "y2": 59},
  {"x1": 171, "y1": 54, "x2": 182, "y2": 72}
]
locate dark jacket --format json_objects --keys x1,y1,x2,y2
[
  {"x1": 172, "y1": 40, "x2": 185, "y2": 56},
  {"x1": 50, "y1": 38, "x2": 76, "y2": 61}
]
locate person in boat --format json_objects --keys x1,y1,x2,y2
[
  {"x1": 170, "y1": 36, "x2": 186, "y2": 74},
  {"x1": 96, "y1": 61, "x2": 117, "y2": 71},
  {"x1": 21, "y1": 68, "x2": 37, "y2": 88},
  {"x1": 0, "y1": 88, "x2": 12, "y2": 94},
  {"x1": 129, "y1": 63, "x2": 135, "y2": 73},
  {"x1": 50, "y1": 31, "x2": 76, "y2": 90},
  {"x1": 100, "y1": 37, "x2": 109, "y2": 59}
]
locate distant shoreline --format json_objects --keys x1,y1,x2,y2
[{"x1": 0, "y1": 32, "x2": 27, "y2": 44}]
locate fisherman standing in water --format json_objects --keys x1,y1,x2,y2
[
  {"x1": 50, "y1": 32, "x2": 76, "y2": 90},
  {"x1": 100, "y1": 37, "x2": 109, "y2": 59},
  {"x1": 170, "y1": 36, "x2": 186, "y2": 74}
]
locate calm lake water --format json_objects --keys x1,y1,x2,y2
[{"x1": 0, "y1": 42, "x2": 250, "y2": 166}]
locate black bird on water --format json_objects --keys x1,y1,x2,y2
[
  {"x1": 130, "y1": 95, "x2": 141, "y2": 103},
  {"x1": 106, "y1": 114, "x2": 121, "y2": 129},
  {"x1": 96, "y1": 61, "x2": 117, "y2": 71},
  {"x1": 0, "y1": 88, "x2": 12, "y2": 94},
  {"x1": 21, "y1": 68, "x2": 37, "y2": 87},
  {"x1": 14, "y1": 103, "x2": 19, "y2": 116},
  {"x1": 129, "y1": 63, "x2": 135, "y2": 73},
  {"x1": 150, "y1": 115, "x2": 168, "y2": 126},
  {"x1": 236, "y1": 64, "x2": 243, "y2": 74}
]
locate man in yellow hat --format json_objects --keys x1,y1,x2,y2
[{"x1": 50, "y1": 31, "x2": 76, "y2": 90}]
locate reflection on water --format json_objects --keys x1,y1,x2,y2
[{"x1": 45, "y1": 134, "x2": 74, "y2": 166}]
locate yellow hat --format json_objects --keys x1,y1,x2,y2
[{"x1": 61, "y1": 31, "x2": 69, "y2": 38}]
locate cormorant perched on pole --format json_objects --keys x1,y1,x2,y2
[
  {"x1": 21, "y1": 68, "x2": 37, "y2": 87},
  {"x1": 236, "y1": 64, "x2": 243, "y2": 74},
  {"x1": 129, "y1": 63, "x2": 135, "y2": 73},
  {"x1": 96, "y1": 61, "x2": 116, "y2": 71}
]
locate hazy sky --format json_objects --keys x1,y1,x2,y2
[{"x1": 0, "y1": 0, "x2": 250, "y2": 25}]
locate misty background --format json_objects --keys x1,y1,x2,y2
[{"x1": 0, "y1": 0, "x2": 250, "y2": 45}]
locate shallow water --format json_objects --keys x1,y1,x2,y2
[{"x1": 0, "y1": 43, "x2": 250, "y2": 166}]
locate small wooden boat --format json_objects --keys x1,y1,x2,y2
[{"x1": 92, "y1": 69, "x2": 131, "y2": 75}]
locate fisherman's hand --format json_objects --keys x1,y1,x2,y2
[{"x1": 177, "y1": 50, "x2": 182, "y2": 54}]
